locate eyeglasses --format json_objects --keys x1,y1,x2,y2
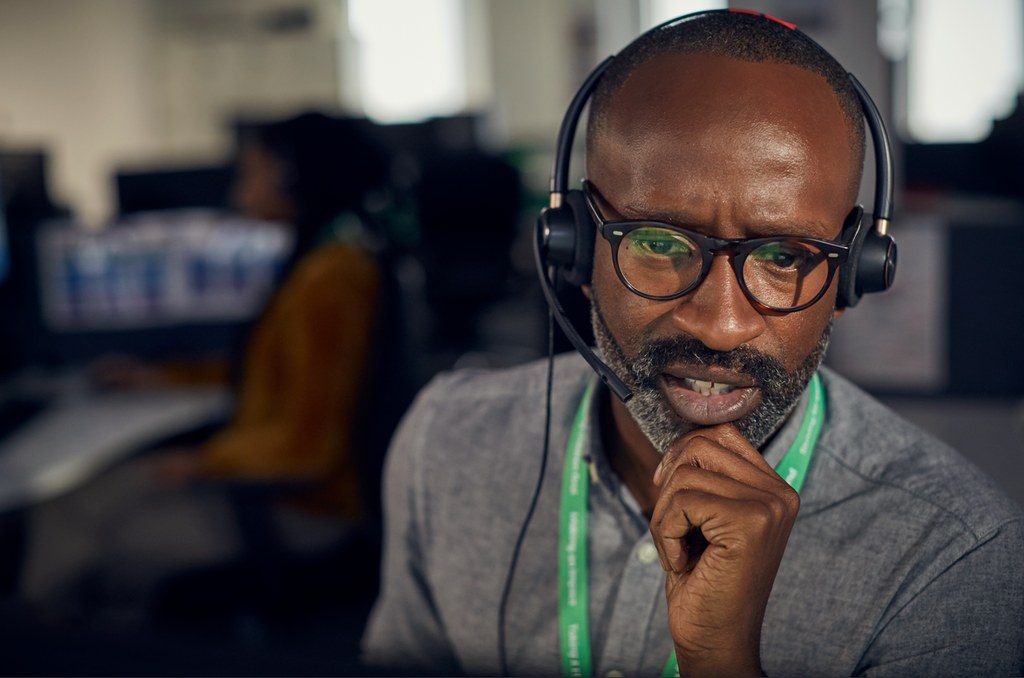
[{"x1": 583, "y1": 182, "x2": 850, "y2": 313}]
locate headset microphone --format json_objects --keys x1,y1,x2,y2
[
  {"x1": 533, "y1": 219, "x2": 632, "y2": 402},
  {"x1": 535, "y1": 55, "x2": 632, "y2": 402}
]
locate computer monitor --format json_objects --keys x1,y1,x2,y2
[
  {"x1": 0, "y1": 151, "x2": 55, "y2": 220},
  {"x1": 31, "y1": 211, "x2": 291, "y2": 365},
  {"x1": 0, "y1": 149, "x2": 60, "y2": 375},
  {"x1": 115, "y1": 165, "x2": 234, "y2": 216}
]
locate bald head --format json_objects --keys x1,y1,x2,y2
[
  {"x1": 588, "y1": 52, "x2": 861, "y2": 220},
  {"x1": 585, "y1": 11, "x2": 865, "y2": 205}
]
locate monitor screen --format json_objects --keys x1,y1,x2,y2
[{"x1": 36, "y1": 210, "x2": 291, "y2": 333}]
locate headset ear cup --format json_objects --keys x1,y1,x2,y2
[
  {"x1": 538, "y1": 204, "x2": 577, "y2": 270},
  {"x1": 562, "y1": 189, "x2": 595, "y2": 287},
  {"x1": 837, "y1": 206, "x2": 866, "y2": 309},
  {"x1": 536, "y1": 189, "x2": 594, "y2": 287},
  {"x1": 857, "y1": 230, "x2": 897, "y2": 297},
  {"x1": 836, "y1": 205, "x2": 897, "y2": 309}
]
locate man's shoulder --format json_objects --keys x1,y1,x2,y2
[
  {"x1": 815, "y1": 366, "x2": 1023, "y2": 537},
  {"x1": 384, "y1": 352, "x2": 594, "y2": 483},
  {"x1": 770, "y1": 369, "x2": 1024, "y2": 677},
  {"x1": 418, "y1": 351, "x2": 593, "y2": 405},
  {"x1": 376, "y1": 352, "x2": 599, "y2": 572}
]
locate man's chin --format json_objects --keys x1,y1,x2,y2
[{"x1": 621, "y1": 385, "x2": 689, "y2": 454}]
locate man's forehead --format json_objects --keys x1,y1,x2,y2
[
  {"x1": 584, "y1": 50, "x2": 858, "y2": 238},
  {"x1": 588, "y1": 51, "x2": 856, "y2": 201},
  {"x1": 600, "y1": 51, "x2": 842, "y2": 133}
]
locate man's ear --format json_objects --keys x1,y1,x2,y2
[
  {"x1": 832, "y1": 307, "x2": 845, "y2": 320},
  {"x1": 582, "y1": 283, "x2": 593, "y2": 300}
]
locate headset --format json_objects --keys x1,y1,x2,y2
[{"x1": 533, "y1": 8, "x2": 898, "y2": 403}]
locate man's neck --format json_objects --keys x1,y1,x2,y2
[{"x1": 599, "y1": 391, "x2": 664, "y2": 519}]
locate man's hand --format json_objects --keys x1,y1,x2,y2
[{"x1": 650, "y1": 423, "x2": 800, "y2": 677}]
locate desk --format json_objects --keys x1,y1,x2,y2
[{"x1": 0, "y1": 382, "x2": 230, "y2": 513}]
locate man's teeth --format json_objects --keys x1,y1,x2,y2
[{"x1": 684, "y1": 378, "x2": 736, "y2": 396}]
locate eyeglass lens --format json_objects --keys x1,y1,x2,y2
[{"x1": 617, "y1": 226, "x2": 832, "y2": 310}]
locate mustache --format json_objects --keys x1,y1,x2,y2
[{"x1": 628, "y1": 335, "x2": 789, "y2": 390}]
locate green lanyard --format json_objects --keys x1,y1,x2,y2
[{"x1": 559, "y1": 372, "x2": 825, "y2": 677}]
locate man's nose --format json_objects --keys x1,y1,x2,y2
[{"x1": 669, "y1": 255, "x2": 766, "y2": 352}]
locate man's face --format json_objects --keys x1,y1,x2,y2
[{"x1": 585, "y1": 52, "x2": 858, "y2": 451}]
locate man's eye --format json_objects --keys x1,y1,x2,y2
[
  {"x1": 751, "y1": 242, "x2": 817, "y2": 270},
  {"x1": 629, "y1": 229, "x2": 693, "y2": 257}
]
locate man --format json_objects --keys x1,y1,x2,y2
[{"x1": 362, "y1": 11, "x2": 1024, "y2": 676}]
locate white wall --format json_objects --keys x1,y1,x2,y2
[
  {"x1": 153, "y1": 0, "x2": 343, "y2": 159},
  {"x1": 0, "y1": 0, "x2": 162, "y2": 225},
  {"x1": 0, "y1": 0, "x2": 343, "y2": 225},
  {"x1": 485, "y1": 0, "x2": 579, "y2": 147}
]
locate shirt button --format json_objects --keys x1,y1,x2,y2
[
  {"x1": 605, "y1": 670, "x2": 626, "y2": 678},
  {"x1": 636, "y1": 541, "x2": 658, "y2": 564}
]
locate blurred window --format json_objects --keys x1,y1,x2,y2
[
  {"x1": 642, "y1": 0, "x2": 726, "y2": 29},
  {"x1": 892, "y1": 0, "x2": 1024, "y2": 142},
  {"x1": 347, "y1": 0, "x2": 466, "y2": 123}
]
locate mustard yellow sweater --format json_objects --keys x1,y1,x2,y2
[{"x1": 200, "y1": 242, "x2": 380, "y2": 519}]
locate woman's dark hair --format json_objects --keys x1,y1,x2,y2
[{"x1": 243, "y1": 111, "x2": 391, "y2": 246}]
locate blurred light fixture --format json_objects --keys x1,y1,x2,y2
[
  {"x1": 643, "y1": 0, "x2": 727, "y2": 30},
  {"x1": 906, "y1": 0, "x2": 1023, "y2": 142}
]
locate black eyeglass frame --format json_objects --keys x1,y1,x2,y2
[{"x1": 583, "y1": 182, "x2": 851, "y2": 313}]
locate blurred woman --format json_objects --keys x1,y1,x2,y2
[
  {"x1": 21, "y1": 112, "x2": 396, "y2": 621},
  {"x1": 170, "y1": 112, "x2": 392, "y2": 519}
]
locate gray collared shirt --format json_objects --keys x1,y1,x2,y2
[{"x1": 362, "y1": 354, "x2": 1024, "y2": 676}]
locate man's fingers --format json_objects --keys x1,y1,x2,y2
[
  {"x1": 650, "y1": 465, "x2": 799, "y2": 574},
  {"x1": 650, "y1": 488, "x2": 735, "y2": 573},
  {"x1": 654, "y1": 426, "x2": 791, "y2": 495}
]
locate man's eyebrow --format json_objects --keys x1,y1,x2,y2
[
  {"x1": 613, "y1": 202, "x2": 834, "y2": 239},
  {"x1": 599, "y1": 196, "x2": 695, "y2": 225}
]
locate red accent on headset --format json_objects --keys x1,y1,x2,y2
[{"x1": 729, "y1": 8, "x2": 798, "y2": 31}]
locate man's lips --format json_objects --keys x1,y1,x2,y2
[{"x1": 660, "y1": 369, "x2": 761, "y2": 427}]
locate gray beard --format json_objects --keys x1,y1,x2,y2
[{"x1": 590, "y1": 298, "x2": 831, "y2": 453}]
